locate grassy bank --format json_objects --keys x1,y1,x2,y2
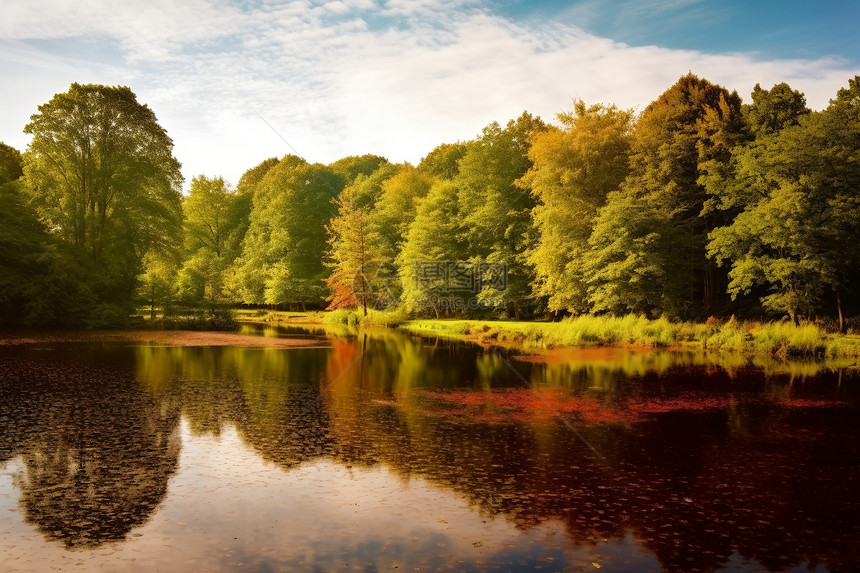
[
  {"x1": 244, "y1": 308, "x2": 860, "y2": 359},
  {"x1": 400, "y1": 315, "x2": 860, "y2": 359}
]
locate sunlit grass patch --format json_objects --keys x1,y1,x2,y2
[{"x1": 399, "y1": 314, "x2": 860, "y2": 359}]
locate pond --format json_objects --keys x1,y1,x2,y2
[{"x1": 1, "y1": 325, "x2": 859, "y2": 572}]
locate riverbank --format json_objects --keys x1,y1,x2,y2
[
  {"x1": 0, "y1": 329, "x2": 329, "y2": 348},
  {"x1": 311, "y1": 309, "x2": 860, "y2": 359},
  {"x1": 401, "y1": 316, "x2": 860, "y2": 358}
]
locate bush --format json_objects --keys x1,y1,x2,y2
[
  {"x1": 85, "y1": 303, "x2": 131, "y2": 328},
  {"x1": 162, "y1": 308, "x2": 239, "y2": 331}
]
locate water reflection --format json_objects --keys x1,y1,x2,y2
[
  {"x1": 0, "y1": 345, "x2": 180, "y2": 548},
  {"x1": 0, "y1": 329, "x2": 858, "y2": 571}
]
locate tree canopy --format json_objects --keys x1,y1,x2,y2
[{"x1": 3, "y1": 75, "x2": 860, "y2": 327}]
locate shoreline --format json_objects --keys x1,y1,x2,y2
[{"x1": 0, "y1": 329, "x2": 330, "y2": 349}]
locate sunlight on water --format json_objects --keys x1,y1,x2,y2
[{"x1": 0, "y1": 326, "x2": 858, "y2": 571}]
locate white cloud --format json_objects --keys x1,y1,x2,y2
[{"x1": 1, "y1": 0, "x2": 857, "y2": 188}]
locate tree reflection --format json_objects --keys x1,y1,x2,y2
[
  {"x1": 318, "y1": 331, "x2": 860, "y2": 573},
  {"x1": 0, "y1": 346, "x2": 181, "y2": 547},
  {"x1": 2, "y1": 330, "x2": 858, "y2": 571}
]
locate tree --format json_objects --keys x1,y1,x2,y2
[
  {"x1": 0, "y1": 142, "x2": 24, "y2": 185},
  {"x1": 325, "y1": 199, "x2": 384, "y2": 314},
  {"x1": 418, "y1": 142, "x2": 467, "y2": 179},
  {"x1": 744, "y1": 82, "x2": 810, "y2": 137},
  {"x1": 585, "y1": 191, "x2": 678, "y2": 316},
  {"x1": 520, "y1": 101, "x2": 633, "y2": 314},
  {"x1": 589, "y1": 74, "x2": 743, "y2": 318},
  {"x1": 397, "y1": 181, "x2": 468, "y2": 316},
  {"x1": 22, "y1": 83, "x2": 183, "y2": 313},
  {"x1": 708, "y1": 77, "x2": 860, "y2": 328},
  {"x1": 324, "y1": 164, "x2": 408, "y2": 312},
  {"x1": 235, "y1": 156, "x2": 343, "y2": 308},
  {"x1": 367, "y1": 164, "x2": 434, "y2": 261},
  {"x1": 137, "y1": 251, "x2": 178, "y2": 319},
  {"x1": 328, "y1": 154, "x2": 390, "y2": 185},
  {"x1": 177, "y1": 175, "x2": 245, "y2": 307},
  {"x1": 455, "y1": 112, "x2": 547, "y2": 317}
]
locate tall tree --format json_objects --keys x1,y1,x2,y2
[
  {"x1": 455, "y1": 112, "x2": 547, "y2": 317},
  {"x1": 0, "y1": 142, "x2": 24, "y2": 185},
  {"x1": 397, "y1": 181, "x2": 468, "y2": 317},
  {"x1": 324, "y1": 164, "x2": 404, "y2": 311},
  {"x1": 367, "y1": 164, "x2": 434, "y2": 261},
  {"x1": 418, "y1": 142, "x2": 467, "y2": 180},
  {"x1": 328, "y1": 154, "x2": 390, "y2": 185},
  {"x1": 236, "y1": 156, "x2": 343, "y2": 308},
  {"x1": 22, "y1": 83, "x2": 183, "y2": 311},
  {"x1": 520, "y1": 101, "x2": 633, "y2": 314},
  {"x1": 325, "y1": 198, "x2": 384, "y2": 314},
  {"x1": 708, "y1": 77, "x2": 860, "y2": 328},
  {"x1": 588, "y1": 74, "x2": 743, "y2": 318},
  {"x1": 177, "y1": 176, "x2": 245, "y2": 307}
]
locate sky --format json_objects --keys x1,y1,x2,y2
[{"x1": 1, "y1": 0, "x2": 858, "y2": 188}]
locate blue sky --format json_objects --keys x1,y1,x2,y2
[
  {"x1": 496, "y1": 0, "x2": 860, "y2": 62},
  {"x1": 1, "y1": 0, "x2": 858, "y2": 188}
]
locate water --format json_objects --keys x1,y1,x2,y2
[{"x1": 1, "y1": 325, "x2": 858, "y2": 572}]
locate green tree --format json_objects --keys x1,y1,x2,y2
[
  {"x1": 325, "y1": 198, "x2": 384, "y2": 314},
  {"x1": 520, "y1": 101, "x2": 633, "y2": 314},
  {"x1": 328, "y1": 154, "x2": 389, "y2": 185},
  {"x1": 236, "y1": 156, "x2": 343, "y2": 308},
  {"x1": 22, "y1": 83, "x2": 183, "y2": 314},
  {"x1": 222, "y1": 158, "x2": 279, "y2": 300},
  {"x1": 0, "y1": 142, "x2": 24, "y2": 185},
  {"x1": 397, "y1": 181, "x2": 467, "y2": 316},
  {"x1": 177, "y1": 176, "x2": 245, "y2": 307},
  {"x1": 137, "y1": 251, "x2": 179, "y2": 319},
  {"x1": 367, "y1": 164, "x2": 434, "y2": 261},
  {"x1": 455, "y1": 112, "x2": 547, "y2": 317},
  {"x1": 418, "y1": 142, "x2": 467, "y2": 179},
  {"x1": 585, "y1": 191, "x2": 678, "y2": 316},
  {"x1": 589, "y1": 74, "x2": 743, "y2": 318},
  {"x1": 708, "y1": 77, "x2": 860, "y2": 328}
]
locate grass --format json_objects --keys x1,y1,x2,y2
[
  {"x1": 235, "y1": 307, "x2": 860, "y2": 359},
  {"x1": 322, "y1": 308, "x2": 408, "y2": 328},
  {"x1": 400, "y1": 314, "x2": 860, "y2": 358}
]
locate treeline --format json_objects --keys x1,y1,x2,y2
[{"x1": 1, "y1": 74, "x2": 859, "y2": 329}]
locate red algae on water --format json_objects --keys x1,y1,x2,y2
[{"x1": 396, "y1": 388, "x2": 848, "y2": 426}]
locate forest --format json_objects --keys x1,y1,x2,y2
[{"x1": 1, "y1": 74, "x2": 859, "y2": 331}]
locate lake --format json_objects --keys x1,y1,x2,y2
[{"x1": 1, "y1": 324, "x2": 859, "y2": 572}]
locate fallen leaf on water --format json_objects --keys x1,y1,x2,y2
[
  {"x1": 592, "y1": 562, "x2": 602, "y2": 569},
  {"x1": 472, "y1": 541, "x2": 484, "y2": 548}
]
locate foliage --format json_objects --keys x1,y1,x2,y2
[
  {"x1": 328, "y1": 154, "x2": 390, "y2": 185},
  {"x1": 235, "y1": 155, "x2": 343, "y2": 307},
  {"x1": 325, "y1": 193, "x2": 386, "y2": 313},
  {"x1": 4, "y1": 75, "x2": 860, "y2": 331},
  {"x1": 21, "y1": 83, "x2": 183, "y2": 319},
  {"x1": 0, "y1": 142, "x2": 24, "y2": 184},
  {"x1": 589, "y1": 74, "x2": 744, "y2": 319},
  {"x1": 396, "y1": 180, "x2": 467, "y2": 316},
  {"x1": 417, "y1": 142, "x2": 467, "y2": 179},
  {"x1": 521, "y1": 101, "x2": 633, "y2": 314},
  {"x1": 707, "y1": 77, "x2": 860, "y2": 325},
  {"x1": 177, "y1": 175, "x2": 247, "y2": 307}
]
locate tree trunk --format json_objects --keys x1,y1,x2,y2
[
  {"x1": 150, "y1": 286, "x2": 156, "y2": 320},
  {"x1": 836, "y1": 287, "x2": 845, "y2": 334}
]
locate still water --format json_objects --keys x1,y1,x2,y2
[{"x1": 1, "y1": 325, "x2": 859, "y2": 572}]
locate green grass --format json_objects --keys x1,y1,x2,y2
[
  {"x1": 399, "y1": 314, "x2": 860, "y2": 358},
  {"x1": 322, "y1": 308, "x2": 407, "y2": 328}
]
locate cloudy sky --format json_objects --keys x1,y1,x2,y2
[{"x1": 2, "y1": 0, "x2": 858, "y2": 187}]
